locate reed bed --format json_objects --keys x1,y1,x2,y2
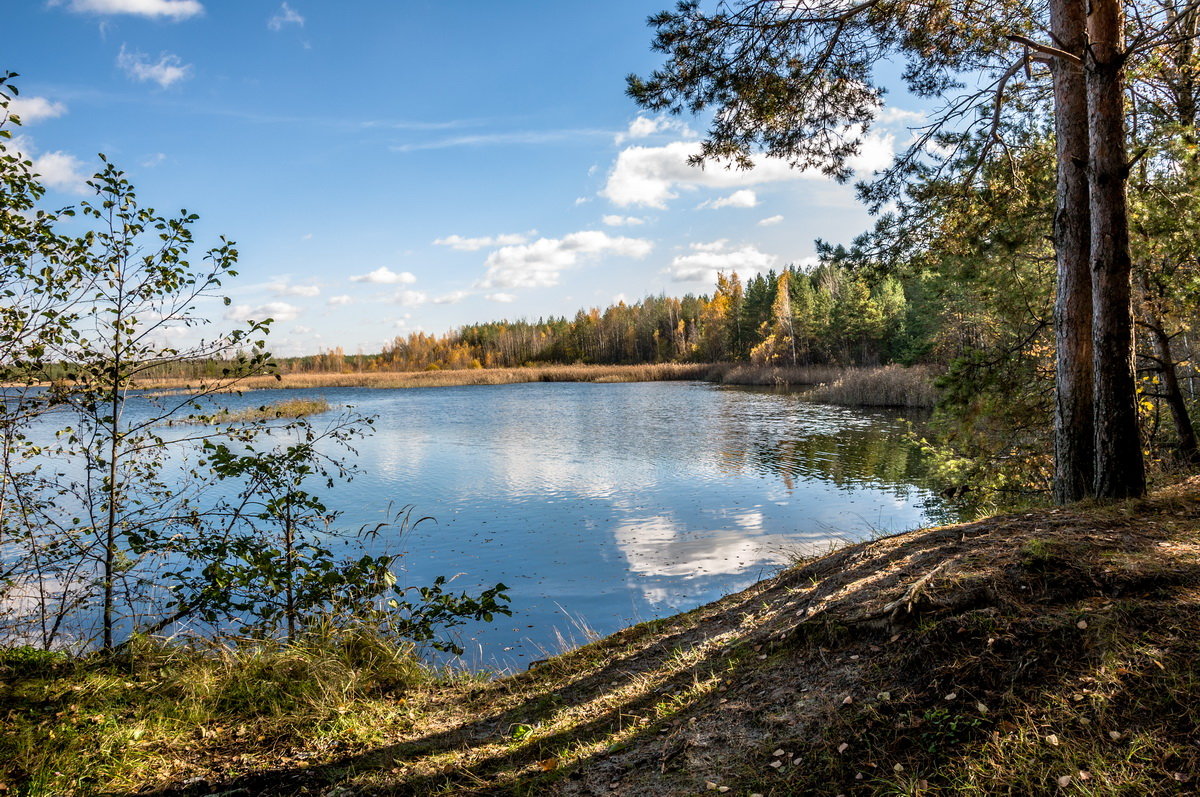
[
  {"x1": 805, "y1": 363, "x2": 939, "y2": 408},
  {"x1": 711, "y1": 364, "x2": 846, "y2": 387},
  {"x1": 215, "y1": 398, "x2": 331, "y2": 423},
  {"x1": 136, "y1": 363, "x2": 939, "y2": 408},
  {"x1": 137, "y1": 363, "x2": 717, "y2": 391}
]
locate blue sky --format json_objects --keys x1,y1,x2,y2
[{"x1": 6, "y1": 0, "x2": 922, "y2": 356}]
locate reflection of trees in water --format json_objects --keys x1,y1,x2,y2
[{"x1": 714, "y1": 409, "x2": 960, "y2": 521}]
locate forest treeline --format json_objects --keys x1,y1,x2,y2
[{"x1": 270, "y1": 265, "x2": 915, "y2": 374}]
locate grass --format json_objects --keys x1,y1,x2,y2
[
  {"x1": 135, "y1": 362, "x2": 939, "y2": 408},
  {"x1": 11, "y1": 474, "x2": 1196, "y2": 795},
  {"x1": 0, "y1": 623, "x2": 438, "y2": 795},
  {"x1": 806, "y1": 363, "x2": 940, "y2": 407},
  {"x1": 176, "y1": 397, "x2": 332, "y2": 424},
  {"x1": 138, "y1": 363, "x2": 718, "y2": 392}
]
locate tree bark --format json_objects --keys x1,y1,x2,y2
[
  {"x1": 1051, "y1": 0, "x2": 1095, "y2": 503},
  {"x1": 1138, "y1": 272, "x2": 1199, "y2": 461},
  {"x1": 1087, "y1": 0, "x2": 1147, "y2": 498}
]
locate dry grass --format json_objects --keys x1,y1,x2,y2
[
  {"x1": 174, "y1": 397, "x2": 331, "y2": 424},
  {"x1": 137, "y1": 363, "x2": 718, "y2": 392},
  {"x1": 135, "y1": 362, "x2": 938, "y2": 410},
  {"x1": 712, "y1": 363, "x2": 846, "y2": 386},
  {"x1": 11, "y1": 478, "x2": 1200, "y2": 795},
  {"x1": 807, "y1": 363, "x2": 939, "y2": 407}
]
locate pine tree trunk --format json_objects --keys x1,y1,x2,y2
[
  {"x1": 1051, "y1": 0, "x2": 1095, "y2": 503},
  {"x1": 1140, "y1": 298, "x2": 1199, "y2": 460},
  {"x1": 1087, "y1": 0, "x2": 1147, "y2": 498}
]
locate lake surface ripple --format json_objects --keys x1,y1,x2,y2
[{"x1": 203, "y1": 381, "x2": 954, "y2": 670}]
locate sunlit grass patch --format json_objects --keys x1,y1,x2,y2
[{"x1": 178, "y1": 397, "x2": 332, "y2": 424}]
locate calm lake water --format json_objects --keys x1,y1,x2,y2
[{"x1": 176, "y1": 380, "x2": 956, "y2": 670}]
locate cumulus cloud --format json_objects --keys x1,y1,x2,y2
[
  {"x1": 267, "y1": 1, "x2": 304, "y2": 29},
  {"x1": 478, "y1": 230, "x2": 653, "y2": 290},
  {"x1": 6, "y1": 96, "x2": 67, "y2": 124},
  {"x1": 614, "y1": 115, "x2": 695, "y2": 145},
  {"x1": 432, "y1": 290, "x2": 470, "y2": 304},
  {"x1": 665, "y1": 241, "x2": 777, "y2": 284},
  {"x1": 878, "y1": 106, "x2": 926, "y2": 125},
  {"x1": 601, "y1": 215, "x2": 644, "y2": 227},
  {"x1": 390, "y1": 289, "x2": 428, "y2": 306},
  {"x1": 268, "y1": 278, "x2": 320, "y2": 298},
  {"x1": 486, "y1": 292, "x2": 516, "y2": 303},
  {"x1": 327, "y1": 294, "x2": 352, "y2": 306},
  {"x1": 433, "y1": 233, "x2": 529, "y2": 251},
  {"x1": 10, "y1": 136, "x2": 91, "y2": 194},
  {"x1": 758, "y1": 215, "x2": 784, "y2": 226},
  {"x1": 348, "y1": 266, "x2": 416, "y2": 284},
  {"x1": 34, "y1": 151, "x2": 91, "y2": 194},
  {"x1": 601, "y1": 135, "x2": 894, "y2": 208},
  {"x1": 698, "y1": 189, "x2": 758, "y2": 210},
  {"x1": 52, "y1": 0, "x2": 203, "y2": 20},
  {"x1": 117, "y1": 45, "x2": 193, "y2": 89},
  {"x1": 224, "y1": 301, "x2": 301, "y2": 322}
]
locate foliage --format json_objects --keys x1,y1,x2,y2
[{"x1": 0, "y1": 73, "x2": 509, "y2": 657}]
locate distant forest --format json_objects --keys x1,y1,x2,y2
[{"x1": 278, "y1": 261, "x2": 918, "y2": 374}]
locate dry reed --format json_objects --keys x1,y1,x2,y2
[
  {"x1": 135, "y1": 362, "x2": 938, "y2": 408},
  {"x1": 712, "y1": 364, "x2": 846, "y2": 386},
  {"x1": 805, "y1": 364, "x2": 938, "y2": 408},
  {"x1": 137, "y1": 363, "x2": 716, "y2": 392}
]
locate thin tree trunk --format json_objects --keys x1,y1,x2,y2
[
  {"x1": 1088, "y1": 0, "x2": 1147, "y2": 498},
  {"x1": 1051, "y1": 0, "x2": 1095, "y2": 503},
  {"x1": 1138, "y1": 275, "x2": 1199, "y2": 460}
]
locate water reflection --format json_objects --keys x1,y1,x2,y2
[{"x1": 19, "y1": 381, "x2": 958, "y2": 668}]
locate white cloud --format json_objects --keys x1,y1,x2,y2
[
  {"x1": 34, "y1": 151, "x2": 90, "y2": 194},
  {"x1": 6, "y1": 96, "x2": 67, "y2": 124},
  {"x1": 601, "y1": 135, "x2": 894, "y2": 208},
  {"x1": 348, "y1": 266, "x2": 416, "y2": 284},
  {"x1": 267, "y1": 1, "x2": 304, "y2": 29},
  {"x1": 432, "y1": 290, "x2": 470, "y2": 304},
  {"x1": 10, "y1": 136, "x2": 91, "y2": 194},
  {"x1": 601, "y1": 214, "x2": 644, "y2": 227},
  {"x1": 478, "y1": 230, "x2": 653, "y2": 290},
  {"x1": 758, "y1": 215, "x2": 784, "y2": 226},
  {"x1": 878, "y1": 107, "x2": 926, "y2": 125},
  {"x1": 486, "y1": 292, "x2": 516, "y2": 303},
  {"x1": 614, "y1": 115, "x2": 695, "y2": 145},
  {"x1": 117, "y1": 45, "x2": 193, "y2": 89},
  {"x1": 52, "y1": 0, "x2": 203, "y2": 20},
  {"x1": 666, "y1": 241, "x2": 777, "y2": 284},
  {"x1": 327, "y1": 294, "x2": 352, "y2": 306},
  {"x1": 390, "y1": 289, "x2": 428, "y2": 306},
  {"x1": 224, "y1": 301, "x2": 301, "y2": 322},
  {"x1": 698, "y1": 189, "x2": 758, "y2": 210},
  {"x1": 433, "y1": 233, "x2": 529, "y2": 251},
  {"x1": 267, "y1": 278, "x2": 320, "y2": 298},
  {"x1": 140, "y1": 152, "x2": 167, "y2": 168}
]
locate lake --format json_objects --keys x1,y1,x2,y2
[
  {"x1": 174, "y1": 380, "x2": 956, "y2": 670},
  {"x1": 14, "y1": 380, "x2": 958, "y2": 668}
]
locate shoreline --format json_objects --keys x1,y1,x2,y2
[
  {"x1": 7, "y1": 477, "x2": 1199, "y2": 794},
  {"x1": 133, "y1": 362, "x2": 939, "y2": 408}
]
